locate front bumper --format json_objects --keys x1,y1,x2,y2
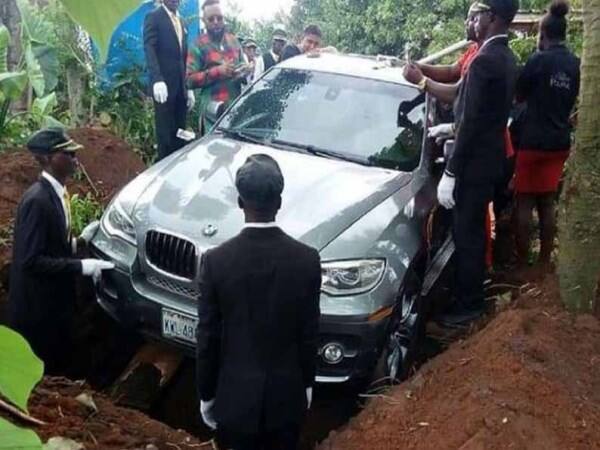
[{"x1": 92, "y1": 244, "x2": 391, "y2": 383}]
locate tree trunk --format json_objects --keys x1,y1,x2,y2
[
  {"x1": 0, "y1": 0, "x2": 21, "y2": 71},
  {"x1": 67, "y1": 65, "x2": 86, "y2": 126},
  {"x1": 558, "y1": 0, "x2": 600, "y2": 313}
]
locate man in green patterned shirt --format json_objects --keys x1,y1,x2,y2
[{"x1": 187, "y1": 1, "x2": 248, "y2": 134}]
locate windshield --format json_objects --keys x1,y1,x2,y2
[{"x1": 218, "y1": 68, "x2": 426, "y2": 171}]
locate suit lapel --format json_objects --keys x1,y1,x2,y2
[
  {"x1": 39, "y1": 178, "x2": 68, "y2": 245},
  {"x1": 159, "y1": 6, "x2": 183, "y2": 55}
]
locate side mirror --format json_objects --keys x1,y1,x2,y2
[{"x1": 206, "y1": 101, "x2": 226, "y2": 124}]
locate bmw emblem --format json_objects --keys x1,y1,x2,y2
[{"x1": 203, "y1": 224, "x2": 218, "y2": 237}]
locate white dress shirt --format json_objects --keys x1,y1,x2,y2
[
  {"x1": 42, "y1": 171, "x2": 77, "y2": 253},
  {"x1": 253, "y1": 51, "x2": 279, "y2": 80},
  {"x1": 244, "y1": 222, "x2": 278, "y2": 229},
  {"x1": 163, "y1": 4, "x2": 183, "y2": 48},
  {"x1": 42, "y1": 171, "x2": 69, "y2": 231}
]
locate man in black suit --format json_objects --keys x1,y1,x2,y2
[
  {"x1": 8, "y1": 128, "x2": 115, "y2": 374},
  {"x1": 440, "y1": 0, "x2": 518, "y2": 323},
  {"x1": 196, "y1": 154, "x2": 321, "y2": 450},
  {"x1": 143, "y1": 0, "x2": 195, "y2": 161}
]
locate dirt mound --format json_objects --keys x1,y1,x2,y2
[
  {"x1": 0, "y1": 128, "x2": 144, "y2": 225},
  {"x1": 319, "y1": 275, "x2": 600, "y2": 450},
  {"x1": 11, "y1": 377, "x2": 208, "y2": 450},
  {"x1": 69, "y1": 128, "x2": 146, "y2": 203}
]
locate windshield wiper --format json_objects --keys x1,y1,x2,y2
[
  {"x1": 217, "y1": 127, "x2": 266, "y2": 145},
  {"x1": 270, "y1": 139, "x2": 372, "y2": 166}
]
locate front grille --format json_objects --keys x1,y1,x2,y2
[
  {"x1": 145, "y1": 230, "x2": 197, "y2": 279},
  {"x1": 147, "y1": 276, "x2": 199, "y2": 299}
]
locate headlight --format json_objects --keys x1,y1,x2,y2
[
  {"x1": 321, "y1": 259, "x2": 386, "y2": 296},
  {"x1": 102, "y1": 199, "x2": 136, "y2": 244}
]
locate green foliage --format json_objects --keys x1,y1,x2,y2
[
  {"x1": 57, "y1": 0, "x2": 140, "y2": 62},
  {"x1": 0, "y1": 326, "x2": 44, "y2": 412},
  {"x1": 0, "y1": 25, "x2": 9, "y2": 74},
  {"x1": 95, "y1": 61, "x2": 156, "y2": 165},
  {"x1": 0, "y1": 220, "x2": 15, "y2": 249},
  {"x1": 510, "y1": 35, "x2": 538, "y2": 64},
  {"x1": 285, "y1": 0, "x2": 469, "y2": 57},
  {"x1": 69, "y1": 192, "x2": 102, "y2": 236},
  {"x1": 0, "y1": 419, "x2": 43, "y2": 450}
]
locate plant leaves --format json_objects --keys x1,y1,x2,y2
[
  {"x1": 32, "y1": 93, "x2": 58, "y2": 117},
  {"x1": 57, "y1": 0, "x2": 140, "y2": 62},
  {"x1": 0, "y1": 326, "x2": 44, "y2": 413},
  {"x1": 42, "y1": 115, "x2": 65, "y2": 129},
  {"x1": 0, "y1": 418, "x2": 43, "y2": 450},
  {"x1": 24, "y1": 44, "x2": 45, "y2": 98},
  {"x1": 32, "y1": 43, "x2": 59, "y2": 95},
  {"x1": 0, "y1": 25, "x2": 10, "y2": 74},
  {"x1": 0, "y1": 72, "x2": 28, "y2": 102},
  {"x1": 43, "y1": 437, "x2": 84, "y2": 450}
]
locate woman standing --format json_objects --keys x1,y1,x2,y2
[{"x1": 514, "y1": 0, "x2": 580, "y2": 271}]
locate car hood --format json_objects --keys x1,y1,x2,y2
[{"x1": 131, "y1": 136, "x2": 411, "y2": 251}]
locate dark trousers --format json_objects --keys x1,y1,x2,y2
[
  {"x1": 154, "y1": 86, "x2": 186, "y2": 161},
  {"x1": 453, "y1": 182, "x2": 494, "y2": 308},
  {"x1": 12, "y1": 319, "x2": 73, "y2": 375},
  {"x1": 217, "y1": 424, "x2": 300, "y2": 450}
]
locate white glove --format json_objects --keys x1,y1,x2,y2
[
  {"x1": 79, "y1": 220, "x2": 100, "y2": 244},
  {"x1": 153, "y1": 82, "x2": 168, "y2": 104},
  {"x1": 81, "y1": 259, "x2": 115, "y2": 284},
  {"x1": 437, "y1": 173, "x2": 456, "y2": 209},
  {"x1": 187, "y1": 90, "x2": 195, "y2": 110},
  {"x1": 200, "y1": 399, "x2": 217, "y2": 430},
  {"x1": 428, "y1": 123, "x2": 455, "y2": 144},
  {"x1": 306, "y1": 387, "x2": 313, "y2": 410}
]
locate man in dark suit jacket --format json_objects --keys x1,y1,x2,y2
[
  {"x1": 8, "y1": 128, "x2": 114, "y2": 374},
  {"x1": 196, "y1": 154, "x2": 321, "y2": 450},
  {"x1": 143, "y1": 0, "x2": 194, "y2": 161},
  {"x1": 437, "y1": 0, "x2": 519, "y2": 323}
]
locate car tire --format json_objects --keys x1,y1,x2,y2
[{"x1": 379, "y1": 266, "x2": 425, "y2": 384}]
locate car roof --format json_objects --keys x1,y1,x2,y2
[{"x1": 277, "y1": 52, "x2": 416, "y2": 87}]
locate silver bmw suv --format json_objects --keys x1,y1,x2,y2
[{"x1": 90, "y1": 53, "x2": 454, "y2": 384}]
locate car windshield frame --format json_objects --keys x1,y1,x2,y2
[{"x1": 215, "y1": 67, "x2": 426, "y2": 172}]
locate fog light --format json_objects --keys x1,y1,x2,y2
[{"x1": 321, "y1": 343, "x2": 344, "y2": 365}]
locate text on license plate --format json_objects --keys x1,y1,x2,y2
[{"x1": 162, "y1": 309, "x2": 198, "y2": 344}]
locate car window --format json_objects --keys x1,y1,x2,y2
[{"x1": 219, "y1": 68, "x2": 425, "y2": 171}]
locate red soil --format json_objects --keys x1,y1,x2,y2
[{"x1": 319, "y1": 275, "x2": 600, "y2": 450}]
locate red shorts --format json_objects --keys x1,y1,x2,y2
[{"x1": 514, "y1": 149, "x2": 569, "y2": 194}]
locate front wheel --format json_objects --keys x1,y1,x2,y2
[{"x1": 380, "y1": 268, "x2": 424, "y2": 383}]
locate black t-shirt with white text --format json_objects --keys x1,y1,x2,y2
[{"x1": 515, "y1": 44, "x2": 580, "y2": 151}]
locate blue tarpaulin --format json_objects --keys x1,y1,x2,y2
[{"x1": 99, "y1": 0, "x2": 201, "y2": 89}]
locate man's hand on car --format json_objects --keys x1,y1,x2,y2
[
  {"x1": 403, "y1": 63, "x2": 424, "y2": 85},
  {"x1": 428, "y1": 123, "x2": 455, "y2": 145},
  {"x1": 200, "y1": 399, "x2": 217, "y2": 430},
  {"x1": 81, "y1": 259, "x2": 115, "y2": 284},
  {"x1": 437, "y1": 174, "x2": 456, "y2": 209}
]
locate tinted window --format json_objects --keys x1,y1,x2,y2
[{"x1": 219, "y1": 68, "x2": 425, "y2": 171}]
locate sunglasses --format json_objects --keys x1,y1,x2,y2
[{"x1": 206, "y1": 15, "x2": 224, "y2": 23}]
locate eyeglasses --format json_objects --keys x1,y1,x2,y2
[{"x1": 206, "y1": 15, "x2": 224, "y2": 23}]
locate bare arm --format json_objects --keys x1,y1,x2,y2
[
  {"x1": 417, "y1": 62, "x2": 461, "y2": 84},
  {"x1": 424, "y1": 78, "x2": 461, "y2": 104}
]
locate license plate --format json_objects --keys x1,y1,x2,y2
[{"x1": 162, "y1": 309, "x2": 198, "y2": 344}]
